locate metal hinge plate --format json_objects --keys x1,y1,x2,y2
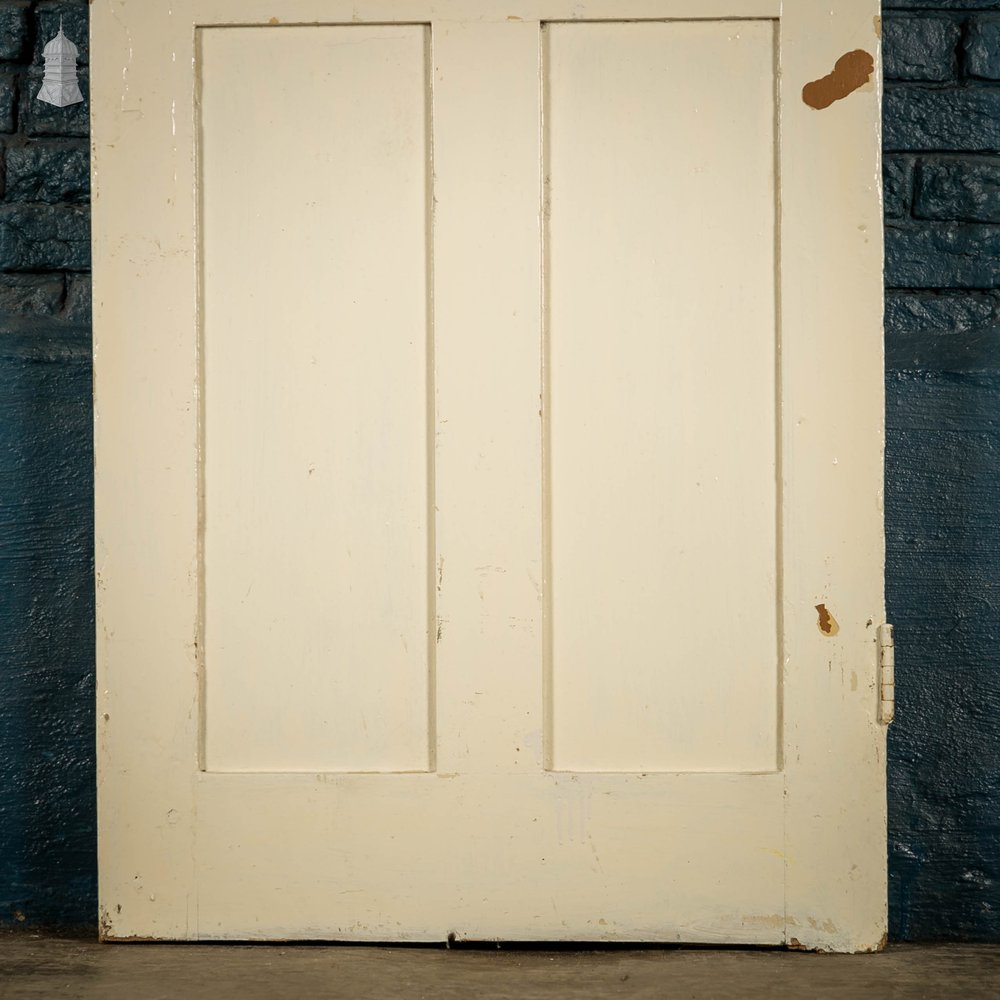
[{"x1": 877, "y1": 624, "x2": 894, "y2": 725}]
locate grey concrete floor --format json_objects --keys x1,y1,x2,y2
[{"x1": 1, "y1": 934, "x2": 998, "y2": 1000}]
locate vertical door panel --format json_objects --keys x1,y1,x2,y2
[
  {"x1": 545, "y1": 22, "x2": 778, "y2": 772},
  {"x1": 200, "y1": 26, "x2": 432, "y2": 772}
]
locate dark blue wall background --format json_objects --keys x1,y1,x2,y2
[
  {"x1": 0, "y1": 0, "x2": 94, "y2": 928},
  {"x1": 884, "y1": 0, "x2": 1000, "y2": 941},
  {"x1": 1, "y1": 0, "x2": 998, "y2": 939},
  {"x1": 0, "y1": 0, "x2": 97, "y2": 924}
]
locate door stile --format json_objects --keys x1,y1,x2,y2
[
  {"x1": 778, "y1": 0, "x2": 887, "y2": 952},
  {"x1": 93, "y1": 2, "x2": 202, "y2": 938}
]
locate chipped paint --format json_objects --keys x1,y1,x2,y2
[
  {"x1": 815, "y1": 603, "x2": 840, "y2": 636},
  {"x1": 802, "y1": 50, "x2": 875, "y2": 110}
]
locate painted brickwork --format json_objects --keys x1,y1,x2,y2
[
  {"x1": 0, "y1": 0, "x2": 95, "y2": 928},
  {"x1": 0, "y1": 1, "x2": 998, "y2": 939},
  {"x1": 884, "y1": 2, "x2": 1000, "y2": 941}
]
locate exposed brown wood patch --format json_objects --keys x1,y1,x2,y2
[
  {"x1": 815, "y1": 603, "x2": 840, "y2": 636},
  {"x1": 802, "y1": 50, "x2": 875, "y2": 110}
]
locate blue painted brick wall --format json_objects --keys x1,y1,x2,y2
[
  {"x1": 884, "y1": 1, "x2": 1000, "y2": 941},
  {"x1": 0, "y1": 0, "x2": 95, "y2": 928},
  {"x1": 1, "y1": 1, "x2": 999, "y2": 940}
]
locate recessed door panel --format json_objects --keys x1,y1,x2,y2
[
  {"x1": 545, "y1": 22, "x2": 778, "y2": 772},
  {"x1": 200, "y1": 26, "x2": 432, "y2": 773}
]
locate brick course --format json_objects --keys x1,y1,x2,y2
[
  {"x1": 882, "y1": 8, "x2": 1000, "y2": 335},
  {"x1": 883, "y1": 16, "x2": 961, "y2": 79},
  {"x1": 4, "y1": 140, "x2": 89, "y2": 203},
  {"x1": 965, "y1": 15, "x2": 1000, "y2": 75},
  {"x1": 0, "y1": 0, "x2": 89, "y2": 324},
  {"x1": 883, "y1": 86, "x2": 1000, "y2": 151},
  {"x1": 0, "y1": 4, "x2": 27, "y2": 62},
  {"x1": 915, "y1": 157, "x2": 1000, "y2": 221}
]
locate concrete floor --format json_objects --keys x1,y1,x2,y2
[{"x1": 1, "y1": 935, "x2": 998, "y2": 1000}]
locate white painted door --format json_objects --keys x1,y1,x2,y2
[{"x1": 93, "y1": 0, "x2": 887, "y2": 950}]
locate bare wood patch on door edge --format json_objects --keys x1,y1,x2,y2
[{"x1": 802, "y1": 50, "x2": 874, "y2": 110}]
